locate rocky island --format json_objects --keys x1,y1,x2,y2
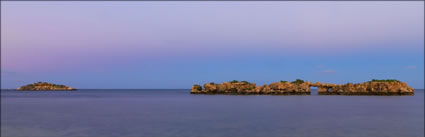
[
  {"x1": 191, "y1": 79, "x2": 414, "y2": 95},
  {"x1": 17, "y1": 82, "x2": 76, "y2": 91},
  {"x1": 313, "y1": 79, "x2": 414, "y2": 95}
]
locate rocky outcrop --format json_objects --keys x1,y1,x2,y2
[
  {"x1": 17, "y1": 82, "x2": 76, "y2": 91},
  {"x1": 191, "y1": 79, "x2": 414, "y2": 95},
  {"x1": 260, "y1": 81, "x2": 311, "y2": 95},
  {"x1": 191, "y1": 84, "x2": 203, "y2": 93},
  {"x1": 313, "y1": 81, "x2": 414, "y2": 95},
  {"x1": 191, "y1": 80, "x2": 311, "y2": 95},
  {"x1": 191, "y1": 81, "x2": 258, "y2": 94}
]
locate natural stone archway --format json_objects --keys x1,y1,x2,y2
[
  {"x1": 191, "y1": 80, "x2": 414, "y2": 95},
  {"x1": 310, "y1": 82, "x2": 333, "y2": 95},
  {"x1": 308, "y1": 81, "x2": 414, "y2": 95}
]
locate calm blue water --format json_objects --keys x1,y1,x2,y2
[{"x1": 1, "y1": 89, "x2": 424, "y2": 137}]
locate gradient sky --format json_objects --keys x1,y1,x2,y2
[{"x1": 1, "y1": 2, "x2": 424, "y2": 89}]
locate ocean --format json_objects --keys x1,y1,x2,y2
[{"x1": 1, "y1": 89, "x2": 424, "y2": 137}]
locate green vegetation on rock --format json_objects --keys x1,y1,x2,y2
[
  {"x1": 291, "y1": 79, "x2": 305, "y2": 84},
  {"x1": 241, "y1": 81, "x2": 250, "y2": 84},
  {"x1": 369, "y1": 79, "x2": 401, "y2": 83},
  {"x1": 230, "y1": 80, "x2": 239, "y2": 83}
]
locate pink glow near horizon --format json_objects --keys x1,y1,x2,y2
[{"x1": 1, "y1": 2, "x2": 423, "y2": 88}]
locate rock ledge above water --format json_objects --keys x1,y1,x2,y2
[
  {"x1": 17, "y1": 82, "x2": 76, "y2": 91},
  {"x1": 191, "y1": 79, "x2": 414, "y2": 95}
]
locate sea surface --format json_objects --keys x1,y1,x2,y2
[{"x1": 1, "y1": 89, "x2": 424, "y2": 137}]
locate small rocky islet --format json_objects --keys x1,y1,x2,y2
[
  {"x1": 17, "y1": 82, "x2": 76, "y2": 91},
  {"x1": 191, "y1": 79, "x2": 414, "y2": 95}
]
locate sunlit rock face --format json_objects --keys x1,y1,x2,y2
[
  {"x1": 191, "y1": 84, "x2": 203, "y2": 94},
  {"x1": 17, "y1": 82, "x2": 76, "y2": 91},
  {"x1": 314, "y1": 81, "x2": 414, "y2": 95},
  {"x1": 263, "y1": 81, "x2": 311, "y2": 95},
  {"x1": 191, "y1": 80, "x2": 312, "y2": 95},
  {"x1": 191, "y1": 80, "x2": 414, "y2": 95},
  {"x1": 196, "y1": 82, "x2": 257, "y2": 94}
]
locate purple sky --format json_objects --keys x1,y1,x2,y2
[{"x1": 1, "y1": 2, "x2": 424, "y2": 89}]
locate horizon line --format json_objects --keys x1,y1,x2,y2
[{"x1": 1, "y1": 88, "x2": 424, "y2": 90}]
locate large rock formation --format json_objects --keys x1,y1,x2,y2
[
  {"x1": 191, "y1": 80, "x2": 311, "y2": 95},
  {"x1": 17, "y1": 82, "x2": 76, "y2": 91},
  {"x1": 312, "y1": 80, "x2": 414, "y2": 95},
  {"x1": 191, "y1": 81, "x2": 258, "y2": 94},
  {"x1": 191, "y1": 79, "x2": 414, "y2": 95},
  {"x1": 259, "y1": 81, "x2": 311, "y2": 95}
]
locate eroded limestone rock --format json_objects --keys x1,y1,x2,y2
[
  {"x1": 191, "y1": 80, "x2": 312, "y2": 95},
  {"x1": 191, "y1": 80, "x2": 414, "y2": 95},
  {"x1": 313, "y1": 81, "x2": 414, "y2": 95},
  {"x1": 17, "y1": 82, "x2": 76, "y2": 91}
]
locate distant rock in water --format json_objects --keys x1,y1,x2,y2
[
  {"x1": 191, "y1": 79, "x2": 414, "y2": 95},
  {"x1": 17, "y1": 82, "x2": 76, "y2": 91},
  {"x1": 312, "y1": 80, "x2": 414, "y2": 95},
  {"x1": 191, "y1": 79, "x2": 311, "y2": 95}
]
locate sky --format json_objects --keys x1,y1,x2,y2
[{"x1": 1, "y1": 2, "x2": 424, "y2": 89}]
